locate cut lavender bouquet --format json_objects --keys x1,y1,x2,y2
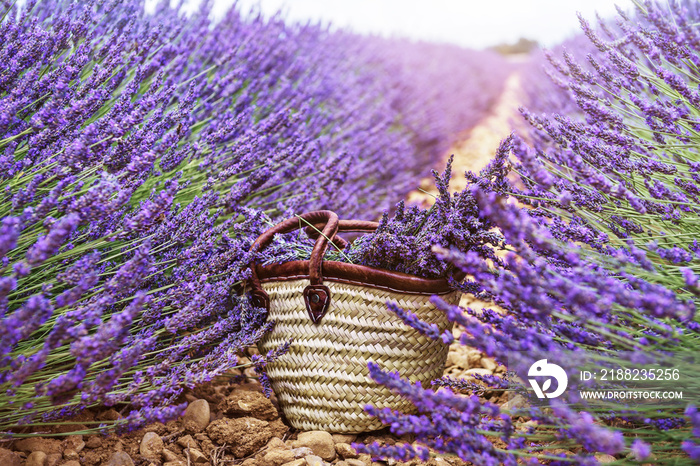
[
  {"x1": 247, "y1": 158, "x2": 509, "y2": 433},
  {"x1": 260, "y1": 156, "x2": 506, "y2": 284}
]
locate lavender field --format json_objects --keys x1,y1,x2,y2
[{"x1": 1, "y1": 0, "x2": 699, "y2": 465}]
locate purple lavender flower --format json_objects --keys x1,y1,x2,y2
[
  {"x1": 0, "y1": 217, "x2": 20, "y2": 259},
  {"x1": 630, "y1": 439, "x2": 651, "y2": 461},
  {"x1": 26, "y1": 213, "x2": 80, "y2": 266}
]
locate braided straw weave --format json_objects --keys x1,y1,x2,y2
[{"x1": 257, "y1": 278, "x2": 460, "y2": 433}]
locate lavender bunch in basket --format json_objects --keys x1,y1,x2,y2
[{"x1": 261, "y1": 155, "x2": 507, "y2": 283}]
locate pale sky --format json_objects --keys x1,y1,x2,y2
[{"x1": 205, "y1": 0, "x2": 626, "y2": 49}]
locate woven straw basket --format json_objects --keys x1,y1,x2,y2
[{"x1": 248, "y1": 210, "x2": 461, "y2": 433}]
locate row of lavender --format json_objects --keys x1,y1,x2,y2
[
  {"x1": 356, "y1": 37, "x2": 510, "y2": 166},
  {"x1": 362, "y1": 1, "x2": 700, "y2": 464},
  {"x1": 0, "y1": 1, "x2": 507, "y2": 434}
]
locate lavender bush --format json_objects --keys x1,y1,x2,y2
[
  {"x1": 353, "y1": 38, "x2": 510, "y2": 167},
  {"x1": 0, "y1": 0, "x2": 507, "y2": 435},
  {"x1": 361, "y1": 1, "x2": 700, "y2": 464}
]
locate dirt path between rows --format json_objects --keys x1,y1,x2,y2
[{"x1": 407, "y1": 71, "x2": 523, "y2": 202}]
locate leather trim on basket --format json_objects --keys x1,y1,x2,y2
[{"x1": 256, "y1": 260, "x2": 456, "y2": 296}]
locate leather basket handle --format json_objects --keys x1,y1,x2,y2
[
  {"x1": 249, "y1": 210, "x2": 358, "y2": 324},
  {"x1": 304, "y1": 220, "x2": 379, "y2": 247},
  {"x1": 247, "y1": 211, "x2": 465, "y2": 325}
]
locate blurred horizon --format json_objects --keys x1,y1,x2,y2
[{"x1": 159, "y1": 0, "x2": 625, "y2": 50}]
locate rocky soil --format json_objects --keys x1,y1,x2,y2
[{"x1": 0, "y1": 340, "x2": 507, "y2": 466}]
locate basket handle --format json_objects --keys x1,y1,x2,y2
[
  {"x1": 249, "y1": 210, "x2": 379, "y2": 323},
  {"x1": 303, "y1": 220, "x2": 378, "y2": 245}
]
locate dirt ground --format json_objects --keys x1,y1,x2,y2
[{"x1": 0, "y1": 73, "x2": 531, "y2": 466}]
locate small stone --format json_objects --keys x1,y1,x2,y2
[
  {"x1": 63, "y1": 435, "x2": 85, "y2": 454},
  {"x1": 61, "y1": 461, "x2": 81, "y2": 466},
  {"x1": 281, "y1": 460, "x2": 306, "y2": 466},
  {"x1": 336, "y1": 462, "x2": 349, "y2": 466},
  {"x1": 241, "y1": 459, "x2": 257, "y2": 466},
  {"x1": 177, "y1": 435, "x2": 198, "y2": 449},
  {"x1": 63, "y1": 448, "x2": 79, "y2": 461},
  {"x1": 266, "y1": 437, "x2": 288, "y2": 450},
  {"x1": 335, "y1": 443, "x2": 358, "y2": 459},
  {"x1": 46, "y1": 453, "x2": 63, "y2": 466},
  {"x1": 519, "y1": 420, "x2": 538, "y2": 431},
  {"x1": 425, "y1": 460, "x2": 446, "y2": 466},
  {"x1": 164, "y1": 462, "x2": 187, "y2": 466},
  {"x1": 293, "y1": 431, "x2": 335, "y2": 462},
  {"x1": 194, "y1": 433, "x2": 216, "y2": 456},
  {"x1": 0, "y1": 448, "x2": 22, "y2": 466},
  {"x1": 206, "y1": 417, "x2": 273, "y2": 458},
  {"x1": 185, "y1": 448, "x2": 209, "y2": 464},
  {"x1": 25, "y1": 451, "x2": 47, "y2": 466},
  {"x1": 331, "y1": 434, "x2": 357, "y2": 444},
  {"x1": 162, "y1": 449, "x2": 180, "y2": 462},
  {"x1": 464, "y1": 368, "x2": 491, "y2": 377},
  {"x1": 595, "y1": 453, "x2": 617, "y2": 463},
  {"x1": 446, "y1": 352, "x2": 466, "y2": 368},
  {"x1": 304, "y1": 455, "x2": 325, "y2": 466},
  {"x1": 502, "y1": 394, "x2": 527, "y2": 411},
  {"x1": 345, "y1": 460, "x2": 367, "y2": 466},
  {"x1": 261, "y1": 448, "x2": 296, "y2": 466},
  {"x1": 84, "y1": 436, "x2": 102, "y2": 449},
  {"x1": 479, "y1": 357, "x2": 498, "y2": 372},
  {"x1": 13, "y1": 438, "x2": 62, "y2": 455},
  {"x1": 466, "y1": 349, "x2": 482, "y2": 367},
  {"x1": 357, "y1": 454, "x2": 372, "y2": 464},
  {"x1": 183, "y1": 399, "x2": 211, "y2": 432},
  {"x1": 140, "y1": 432, "x2": 164, "y2": 459},
  {"x1": 218, "y1": 391, "x2": 277, "y2": 421},
  {"x1": 291, "y1": 447, "x2": 314, "y2": 458},
  {"x1": 104, "y1": 451, "x2": 135, "y2": 466}
]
